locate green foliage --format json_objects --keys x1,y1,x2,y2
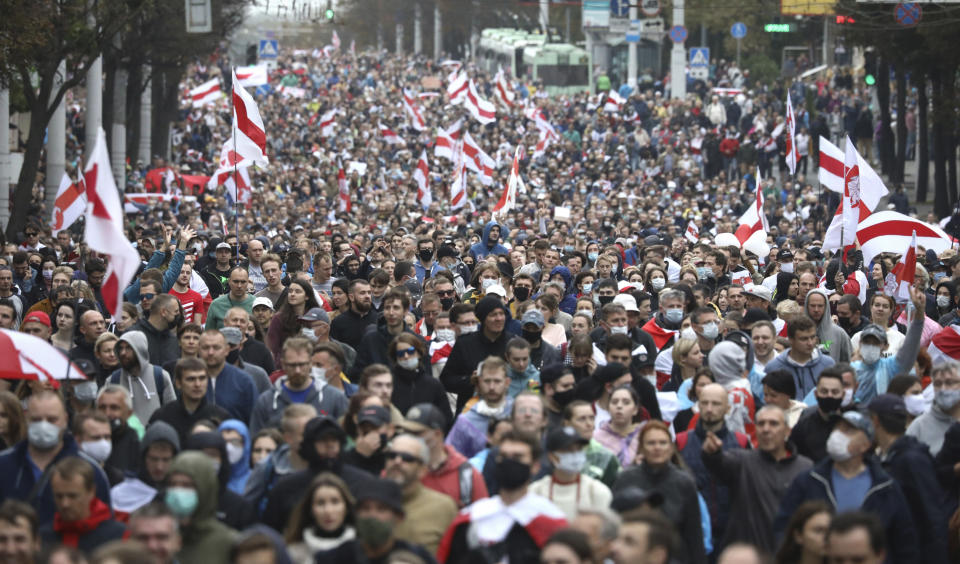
[{"x1": 743, "y1": 53, "x2": 779, "y2": 85}]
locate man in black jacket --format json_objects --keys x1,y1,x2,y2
[
  {"x1": 329, "y1": 279, "x2": 378, "y2": 349},
  {"x1": 149, "y1": 358, "x2": 230, "y2": 444},
  {"x1": 131, "y1": 294, "x2": 181, "y2": 368},
  {"x1": 441, "y1": 296, "x2": 510, "y2": 414},
  {"x1": 350, "y1": 288, "x2": 421, "y2": 379}
]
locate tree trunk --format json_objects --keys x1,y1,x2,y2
[
  {"x1": 932, "y1": 70, "x2": 949, "y2": 214},
  {"x1": 152, "y1": 66, "x2": 184, "y2": 161},
  {"x1": 7, "y1": 105, "x2": 49, "y2": 240},
  {"x1": 917, "y1": 71, "x2": 929, "y2": 203},
  {"x1": 126, "y1": 64, "x2": 143, "y2": 164},
  {"x1": 877, "y1": 56, "x2": 895, "y2": 177},
  {"x1": 894, "y1": 63, "x2": 906, "y2": 184}
]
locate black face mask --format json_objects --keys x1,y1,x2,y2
[
  {"x1": 598, "y1": 295, "x2": 615, "y2": 306},
  {"x1": 522, "y1": 328, "x2": 542, "y2": 345},
  {"x1": 440, "y1": 297, "x2": 455, "y2": 310},
  {"x1": 418, "y1": 249, "x2": 434, "y2": 262},
  {"x1": 837, "y1": 316, "x2": 852, "y2": 329},
  {"x1": 816, "y1": 395, "x2": 843, "y2": 414},
  {"x1": 494, "y1": 457, "x2": 531, "y2": 490},
  {"x1": 226, "y1": 348, "x2": 241, "y2": 365},
  {"x1": 513, "y1": 287, "x2": 531, "y2": 302},
  {"x1": 552, "y1": 388, "x2": 577, "y2": 408},
  {"x1": 110, "y1": 417, "x2": 127, "y2": 438}
]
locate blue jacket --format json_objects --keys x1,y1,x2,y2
[
  {"x1": 206, "y1": 363, "x2": 258, "y2": 424},
  {"x1": 549, "y1": 266, "x2": 579, "y2": 315},
  {"x1": 218, "y1": 419, "x2": 252, "y2": 495},
  {"x1": 763, "y1": 349, "x2": 836, "y2": 401},
  {"x1": 774, "y1": 457, "x2": 918, "y2": 564},
  {"x1": 853, "y1": 317, "x2": 924, "y2": 404},
  {"x1": 0, "y1": 435, "x2": 112, "y2": 526},
  {"x1": 413, "y1": 259, "x2": 441, "y2": 284},
  {"x1": 469, "y1": 221, "x2": 509, "y2": 259},
  {"x1": 123, "y1": 249, "x2": 187, "y2": 303}
]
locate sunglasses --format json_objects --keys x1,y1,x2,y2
[
  {"x1": 384, "y1": 450, "x2": 422, "y2": 464},
  {"x1": 139, "y1": 293, "x2": 155, "y2": 301},
  {"x1": 437, "y1": 290, "x2": 455, "y2": 297},
  {"x1": 395, "y1": 346, "x2": 417, "y2": 358},
  {"x1": 24, "y1": 232, "x2": 37, "y2": 237}
]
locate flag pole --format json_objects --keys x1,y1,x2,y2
[{"x1": 232, "y1": 69, "x2": 239, "y2": 262}]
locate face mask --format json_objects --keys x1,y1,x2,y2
[
  {"x1": 73, "y1": 381, "x2": 99, "y2": 402},
  {"x1": 225, "y1": 442, "x2": 245, "y2": 465},
  {"x1": 581, "y1": 283, "x2": 593, "y2": 294},
  {"x1": 310, "y1": 366, "x2": 327, "y2": 383},
  {"x1": 440, "y1": 297, "x2": 455, "y2": 310},
  {"x1": 696, "y1": 267, "x2": 711, "y2": 280},
  {"x1": 842, "y1": 388, "x2": 854, "y2": 407},
  {"x1": 436, "y1": 329, "x2": 456, "y2": 342},
  {"x1": 553, "y1": 388, "x2": 577, "y2": 408},
  {"x1": 494, "y1": 457, "x2": 531, "y2": 490},
  {"x1": 816, "y1": 394, "x2": 843, "y2": 414},
  {"x1": 904, "y1": 394, "x2": 927, "y2": 416},
  {"x1": 700, "y1": 322, "x2": 719, "y2": 340},
  {"x1": 588, "y1": 252, "x2": 599, "y2": 262},
  {"x1": 576, "y1": 309, "x2": 593, "y2": 317},
  {"x1": 522, "y1": 328, "x2": 542, "y2": 344},
  {"x1": 356, "y1": 516, "x2": 395, "y2": 548},
  {"x1": 460, "y1": 324, "x2": 478, "y2": 335},
  {"x1": 81, "y1": 439, "x2": 112, "y2": 463},
  {"x1": 643, "y1": 373, "x2": 658, "y2": 389},
  {"x1": 610, "y1": 325, "x2": 629, "y2": 335},
  {"x1": 556, "y1": 451, "x2": 587, "y2": 474},
  {"x1": 564, "y1": 245, "x2": 575, "y2": 253},
  {"x1": 301, "y1": 328, "x2": 317, "y2": 341},
  {"x1": 482, "y1": 278, "x2": 497, "y2": 290},
  {"x1": 665, "y1": 308, "x2": 684, "y2": 324},
  {"x1": 938, "y1": 295, "x2": 951, "y2": 308},
  {"x1": 934, "y1": 388, "x2": 960, "y2": 412},
  {"x1": 165, "y1": 487, "x2": 199, "y2": 518},
  {"x1": 598, "y1": 295, "x2": 615, "y2": 307},
  {"x1": 418, "y1": 249, "x2": 434, "y2": 262},
  {"x1": 859, "y1": 344, "x2": 882, "y2": 365},
  {"x1": 513, "y1": 287, "x2": 531, "y2": 302},
  {"x1": 826, "y1": 430, "x2": 853, "y2": 462},
  {"x1": 934, "y1": 272, "x2": 947, "y2": 282},
  {"x1": 398, "y1": 357, "x2": 419, "y2": 371},
  {"x1": 226, "y1": 348, "x2": 241, "y2": 365},
  {"x1": 28, "y1": 420, "x2": 61, "y2": 450},
  {"x1": 42, "y1": 269, "x2": 53, "y2": 280},
  {"x1": 780, "y1": 262, "x2": 794, "y2": 273},
  {"x1": 651, "y1": 278, "x2": 666, "y2": 290}
]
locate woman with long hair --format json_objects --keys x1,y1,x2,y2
[
  {"x1": 661, "y1": 338, "x2": 704, "y2": 393},
  {"x1": 267, "y1": 279, "x2": 321, "y2": 365},
  {"x1": 51, "y1": 301, "x2": 78, "y2": 352},
  {"x1": 284, "y1": 473, "x2": 356, "y2": 563},
  {"x1": 387, "y1": 333, "x2": 449, "y2": 420},
  {"x1": 0, "y1": 391, "x2": 26, "y2": 450},
  {"x1": 774, "y1": 500, "x2": 833, "y2": 564},
  {"x1": 774, "y1": 272, "x2": 799, "y2": 304},
  {"x1": 593, "y1": 384, "x2": 647, "y2": 467}
]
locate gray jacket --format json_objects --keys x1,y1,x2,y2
[
  {"x1": 907, "y1": 404, "x2": 956, "y2": 456},
  {"x1": 111, "y1": 331, "x2": 177, "y2": 424},
  {"x1": 249, "y1": 375, "x2": 348, "y2": 434},
  {"x1": 804, "y1": 288, "x2": 852, "y2": 363}
]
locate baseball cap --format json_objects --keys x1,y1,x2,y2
[
  {"x1": 613, "y1": 293, "x2": 639, "y2": 312},
  {"x1": 867, "y1": 394, "x2": 908, "y2": 419},
  {"x1": 216, "y1": 242, "x2": 232, "y2": 251},
  {"x1": 485, "y1": 283, "x2": 507, "y2": 298},
  {"x1": 357, "y1": 405, "x2": 391, "y2": 427},
  {"x1": 521, "y1": 309, "x2": 545, "y2": 328},
  {"x1": 252, "y1": 297, "x2": 274, "y2": 311},
  {"x1": 22, "y1": 311, "x2": 51, "y2": 328},
  {"x1": 399, "y1": 403, "x2": 447, "y2": 433},
  {"x1": 219, "y1": 326, "x2": 243, "y2": 346},
  {"x1": 839, "y1": 410, "x2": 875, "y2": 441},
  {"x1": 778, "y1": 249, "x2": 794, "y2": 262},
  {"x1": 743, "y1": 284, "x2": 772, "y2": 302},
  {"x1": 545, "y1": 426, "x2": 589, "y2": 452},
  {"x1": 299, "y1": 307, "x2": 330, "y2": 323},
  {"x1": 860, "y1": 324, "x2": 888, "y2": 343}
]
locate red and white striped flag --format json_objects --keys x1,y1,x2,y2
[
  {"x1": 493, "y1": 146, "x2": 524, "y2": 218},
  {"x1": 434, "y1": 120, "x2": 462, "y2": 162},
  {"x1": 717, "y1": 167, "x2": 769, "y2": 257},
  {"x1": 603, "y1": 90, "x2": 624, "y2": 113},
  {"x1": 447, "y1": 70, "x2": 468, "y2": 105},
  {"x1": 51, "y1": 172, "x2": 86, "y2": 235},
  {"x1": 824, "y1": 137, "x2": 872, "y2": 252},
  {"x1": 532, "y1": 129, "x2": 555, "y2": 160},
  {"x1": 465, "y1": 79, "x2": 496, "y2": 125},
  {"x1": 883, "y1": 230, "x2": 916, "y2": 303},
  {"x1": 331, "y1": 30, "x2": 341, "y2": 49},
  {"x1": 337, "y1": 161, "x2": 350, "y2": 212},
  {"x1": 414, "y1": 150, "x2": 431, "y2": 210},
  {"x1": 317, "y1": 109, "x2": 338, "y2": 137},
  {"x1": 450, "y1": 138, "x2": 467, "y2": 210},
  {"x1": 403, "y1": 89, "x2": 426, "y2": 131},
  {"x1": 856, "y1": 211, "x2": 953, "y2": 266},
  {"x1": 494, "y1": 67, "x2": 516, "y2": 109},
  {"x1": 462, "y1": 132, "x2": 496, "y2": 186},
  {"x1": 379, "y1": 124, "x2": 406, "y2": 145},
  {"x1": 784, "y1": 91, "x2": 800, "y2": 176},
  {"x1": 439, "y1": 60, "x2": 462, "y2": 73},
  {"x1": 231, "y1": 68, "x2": 268, "y2": 167},
  {"x1": 82, "y1": 129, "x2": 140, "y2": 320},
  {"x1": 685, "y1": 220, "x2": 700, "y2": 244},
  {"x1": 818, "y1": 136, "x2": 887, "y2": 206},
  {"x1": 188, "y1": 78, "x2": 222, "y2": 107},
  {"x1": 235, "y1": 65, "x2": 268, "y2": 87}
]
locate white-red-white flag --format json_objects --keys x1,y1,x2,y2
[
  {"x1": 337, "y1": 161, "x2": 350, "y2": 212},
  {"x1": 603, "y1": 90, "x2": 624, "y2": 113},
  {"x1": 82, "y1": 128, "x2": 140, "y2": 320},
  {"x1": 824, "y1": 137, "x2": 872, "y2": 252},
  {"x1": 231, "y1": 68, "x2": 268, "y2": 167},
  {"x1": 51, "y1": 172, "x2": 86, "y2": 235},
  {"x1": 434, "y1": 120, "x2": 462, "y2": 162},
  {"x1": 414, "y1": 150, "x2": 432, "y2": 210},
  {"x1": 235, "y1": 65, "x2": 269, "y2": 87},
  {"x1": 316, "y1": 109, "x2": 338, "y2": 137},
  {"x1": 462, "y1": 132, "x2": 496, "y2": 186},
  {"x1": 403, "y1": 89, "x2": 426, "y2": 131},
  {"x1": 818, "y1": 136, "x2": 888, "y2": 206},
  {"x1": 331, "y1": 30, "x2": 341, "y2": 49},
  {"x1": 494, "y1": 67, "x2": 516, "y2": 109},
  {"x1": 784, "y1": 91, "x2": 800, "y2": 175},
  {"x1": 450, "y1": 138, "x2": 467, "y2": 210},
  {"x1": 447, "y1": 70, "x2": 468, "y2": 105},
  {"x1": 532, "y1": 129, "x2": 555, "y2": 160},
  {"x1": 493, "y1": 146, "x2": 524, "y2": 218},
  {"x1": 883, "y1": 230, "x2": 916, "y2": 303},
  {"x1": 465, "y1": 79, "x2": 496, "y2": 125},
  {"x1": 685, "y1": 220, "x2": 700, "y2": 244},
  {"x1": 856, "y1": 211, "x2": 954, "y2": 265},
  {"x1": 188, "y1": 78, "x2": 222, "y2": 107},
  {"x1": 379, "y1": 124, "x2": 406, "y2": 145},
  {"x1": 223, "y1": 165, "x2": 252, "y2": 208},
  {"x1": 716, "y1": 167, "x2": 769, "y2": 257}
]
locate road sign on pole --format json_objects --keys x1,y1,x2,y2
[
  {"x1": 669, "y1": 25, "x2": 687, "y2": 43},
  {"x1": 689, "y1": 47, "x2": 709, "y2": 80},
  {"x1": 610, "y1": 0, "x2": 629, "y2": 17},
  {"x1": 730, "y1": 22, "x2": 747, "y2": 38},
  {"x1": 258, "y1": 39, "x2": 279, "y2": 59},
  {"x1": 894, "y1": 3, "x2": 921, "y2": 27},
  {"x1": 640, "y1": 0, "x2": 660, "y2": 17}
]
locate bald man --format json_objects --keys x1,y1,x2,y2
[{"x1": 676, "y1": 384, "x2": 749, "y2": 550}]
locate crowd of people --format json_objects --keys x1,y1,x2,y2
[{"x1": 0, "y1": 37, "x2": 953, "y2": 564}]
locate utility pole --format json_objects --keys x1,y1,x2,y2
[
  {"x1": 85, "y1": 6, "x2": 101, "y2": 162},
  {"x1": 628, "y1": 1, "x2": 637, "y2": 88},
  {"x1": 539, "y1": 0, "x2": 549, "y2": 32},
  {"x1": 670, "y1": 0, "x2": 685, "y2": 100},
  {"x1": 0, "y1": 87, "x2": 9, "y2": 231},
  {"x1": 138, "y1": 67, "x2": 152, "y2": 163},
  {"x1": 414, "y1": 2, "x2": 422, "y2": 54},
  {"x1": 111, "y1": 37, "x2": 127, "y2": 189},
  {"x1": 433, "y1": 3, "x2": 442, "y2": 60},
  {"x1": 45, "y1": 61, "x2": 66, "y2": 216}
]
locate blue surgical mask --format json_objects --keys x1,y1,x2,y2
[
  {"x1": 165, "y1": 487, "x2": 198, "y2": 518},
  {"x1": 588, "y1": 252, "x2": 599, "y2": 262},
  {"x1": 665, "y1": 308, "x2": 684, "y2": 323},
  {"x1": 582, "y1": 283, "x2": 593, "y2": 294}
]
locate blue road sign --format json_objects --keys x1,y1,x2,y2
[
  {"x1": 690, "y1": 47, "x2": 709, "y2": 67},
  {"x1": 731, "y1": 22, "x2": 747, "y2": 39},
  {"x1": 258, "y1": 39, "x2": 279, "y2": 59},
  {"x1": 610, "y1": 0, "x2": 629, "y2": 17},
  {"x1": 894, "y1": 3, "x2": 921, "y2": 27},
  {"x1": 669, "y1": 25, "x2": 687, "y2": 44}
]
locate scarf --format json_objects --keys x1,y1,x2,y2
[
  {"x1": 474, "y1": 399, "x2": 508, "y2": 418},
  {"x1": 53, "y1": 497, "x2": 113, "y2": 548},
  {"x1": 303, "y1": 525, "x2": 356, "y2": 553}
]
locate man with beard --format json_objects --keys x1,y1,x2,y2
[
  {"x1": 201, "y1": 241, "x2": 235, "y2": 299},
  {"x1": 441, "y1": 296, "x2": 511, "y2": 414},
  {"x1": 330, "y1": 279, "x2": 378, "y2": 350},
  {"x1": 446, "y1": 357, "x2": 514, "y2": 459},
  {"x1": 108, "y1": 331, "x2": 177, "y2": 424},
  {"x1": 469, "y1": 221, "x2": 509, "y2": 260}
]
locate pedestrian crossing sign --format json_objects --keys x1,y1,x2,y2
[
  {"x1": 259, "y1": 39, "x2": 279, "y2": 59},
  {"x1": 689, "y1": 47, "x2": 709, "y2": 67}
]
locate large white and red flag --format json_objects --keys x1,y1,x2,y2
[
  {"x1": 379, "y1": 124, "x2": 406, "y2": 145},
  {"x1": 315, "y1": 109, "x2": 338, "y2": 137},
  {"x1": 883, "y1": 230, "x2": 916, "y2": 303},
  {"x1": 823, "y1": 137, "x2": 876, "y2": 252},
  {"x1": 493, "y1": 146, "x2": 524, "y2": 218},
  {"x1": 51, "y1": 172, "x2": 86, "y2": 235},
  {"x1": 235, "y1": 65, "x2": 268, "y2": 87},
  {"x1": 223, "y1": 165, "x2": 252, "y2": 208},
  {"x1": 83, "y1": 129, "x2": 140, "y2": 320},
  {"x1": 447, "y1": 70, "x2": 468, "y2": 105},
  {"x1": 532, "y1": 129, "x2": 556, "y2": 160},
  {"x1": 414, "y1": 150, "x2": 432, "y2": 210},
  {"x1": 337, "y1": 161, "x2": 350, "y2": 212},
  {"x1": 231, "y1": 68, "x2": 268, "y2": 167},
  {"x1": 331, "y1": 30, "x2": 341, "y2": 49},
  {"x1": 462, "y1": 132, "x2": 496, "y2": 186},
  {"x1": 784, "y1": 91, "x2": 800, "y2": 176},
  {"x1": 449, "y1": 139, "x2": 468, "y2": 210},
  {"x1": 494, "y1": 67, "x2": 516, "y2": 109},
  {"x1": 465, "y1": 79, "x2": 496, "y2": 125},
  {"x1": 818, "y1": 136, "x2": 887, "y2": 204},
  {"x1": 603, "y1": 90, "x2": 624, "y2": 113},
  {"x1": 856, "y1": 211, "x2": 954, "y2": 265},
  {"x1": 403, "y1": 89, "x2": 426, "y2": 131},
  {"x1": 716, "y1": 167, "x2": 769, "y2": 257},
  {"x1": 685, "y1": 220, "x2": 700, "y2": 244},
  {"x1": 434, "y1": 120, "x2": 463, "y2": 162},
  {"x1": 188, "y1": 78, "x2": 221, "y2": 107}
]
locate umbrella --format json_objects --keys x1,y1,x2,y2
[{"x1": 0, "y1": 329, "x2": 88, "y2": 386}]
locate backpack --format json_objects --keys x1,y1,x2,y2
[
  {"x1": 676, "y1": 429, "x2": 749, "y2": 451},
  {"x1": 110, "y1": 365, "x2": 166, "y2": 400}
]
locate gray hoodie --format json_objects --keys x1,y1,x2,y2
[
  {"x1": 113, "y1": 331, "x2": 177, "y2": 423},
  {"x1": 804, "y1": 288, "x2": 852, "y2": 363},
  {"x1": 249, "y1": 374, "x2": 347, "y2": 434}
]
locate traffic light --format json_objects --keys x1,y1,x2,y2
[
  {"x1": 324, "y1": 0, "x2": 334, "y2": 21},
  {"x1": 863, "y1": 49, "x2": 877, "y2": 86},
  {"x1": 836, "y1": 15, "x2": 856, "y2": 24}
]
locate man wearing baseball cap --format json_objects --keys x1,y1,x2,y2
[
  {"x1": 774, "y1": 410, "x2": 918, "y2": 562},
  {"x1": 21, "y1": 311, "x2": 51, "y2": 341},
  {"x1": 342, "y1": 405, "x2": 394, "y2": 476}
]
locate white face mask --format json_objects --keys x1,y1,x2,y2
[
  {"x1": 650, "y1": 278, "x2": 666, "y2": 290},
  {"x1": 460, "y1": 324, "x2": 479, "y2": 335},
  {"x1": 555, "y1": 450, "x2": 587, "y2": 474},
  {"x1": 842, "y1": 388, "x2": 854, "y2": 407},
  {"x1": 826, "y1": 430, "x2": 853, "y2": 462},
  {"x1": 435, "y1": 329, "x2": 456, "y2": 342},
  {"x1": 481, "y1": 278, "x2": 497, "y2": 290},
  {"x1": 780, "y1": 262, "x2": 794, "y2": 273},
  {"x1": 311, "y1": 366, "x2": 327, "y2": 382},
  {"x1": 700, "y1": 321, "x2": 719, "y2": 340},
  {"x1": 859, "y1": 344, "x2": 882, "y2": 365},
  {"x1": 226, "y1": 442, "x2": 244, "y2": 465},
  {"x1": 81, "y1": 439, "x2": 112, "y2": 463},
  {"x1": 904, "y1": 394, "x2": 927, "y2": 416},
  {"x1": 398, "y1": 357, "x2": 419, "y2": 370},
  {"x1": 938, "y1": 295, "x2": 951, "y2": 308},
  {"x1": 610, "y1": 325, "x2": 629, "y2": 335},
  {"x1": 300, "y1": 328, "x2": 317, "y2": 341}
]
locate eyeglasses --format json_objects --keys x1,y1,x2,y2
[
  {"x1": 384, "y1": 450, "x2": 422, "y2": 464},
  {"x1": 437, "y1": 290, "x2": 455, "y2": 298},
  {"x1": 396, "y1": 347, "x2": 417, "y2": 359},
  {"x1": 139, "y1": 293, "x2": 155, "y2": 301},
  {"x1": 24, "y1": 232, "x2": 37, "y2": 237}
]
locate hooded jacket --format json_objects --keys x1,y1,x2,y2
[
  {"x1": 218, "y1": 419, "x2": 252, "y2": 495},
  {"x1": 469, "y1": 221, "x2": 509, "y2": 259},
  {"x1": 111, "y1": 331, "x2": 177, "y2": 423},
  {"x1": 906, "y1": 402, "x2": 956, "y2": 457},
  {"x1": 349, "y1": 315, "x2": 421, "y2": 379},
  {"x1": 446, "y1": 396, "x2": 515, "y2": 460},
  {"x1": 441, "y1": 309, "x2": 510, "y2": 414},
  {"x1": 130, "y1": 316, "x2": 181, "y2": 368},
  {"x1": 168, "y1": 451, "x2": 238, "y2": 564},
  {"x1": 111, "y1": 421, "x2": 180, "y2": 518},
  {"x1": 803, "y1": 288, "x2": 852, "y2": 363},
  {"x1": 763, "y1": 347, "x2": 836, "y2": 402},
  {"x1": 250, "y1": 374, "x2": 348, "y2": 435},
  {"x1": 549, "y1": 266, "x2": 579, "y2": 315},
  {"x1": 182, "y1": 432, "x2": 257, "y2": 531}
]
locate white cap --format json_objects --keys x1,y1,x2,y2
[
  {"x1": 485, "y1": 284, "x2": 507, "y2": 298},
  {"x1": 613, "y1": 294, "x2": 639, "y2": 312},
  {"x1": 252, "y1": 296, "x2": 274, "y2": 310}
]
